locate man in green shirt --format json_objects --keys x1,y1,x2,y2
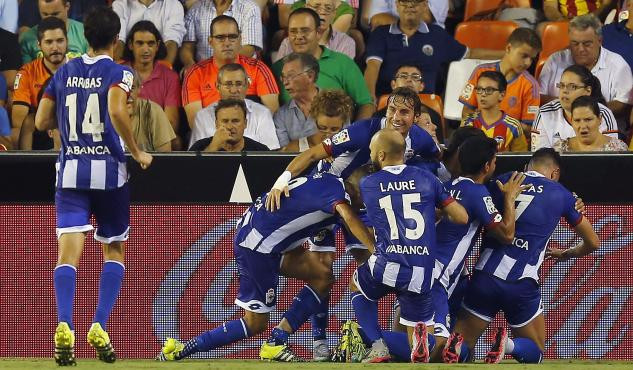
[
  {"x1": 272, "y1": 8, "x2": 374, "y2": 120},
  {"x1": 19, "y1": 0, "x2": 89, "y2": 64}
]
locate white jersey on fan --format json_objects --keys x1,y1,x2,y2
[{"x1": 530, "y1": 99, "x2": 618, "y2": 151}]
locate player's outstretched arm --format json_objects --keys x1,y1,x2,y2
[
  {"x1": 546, "y1": 218, "x2": 599, "y2": 262},
  {"x1": 489, "y1": 172, "x2": 530, "y2": 244},
  {"x1": 34, "y1": 97, "x2": 57, "y2": 132},
  {"x1": 442, "y1": 201, "x2": 468, "y2": 225},
  {"x1": 265, "y1": 143, "x2": 329, "y2": 211},
  {"x1": 335, "y1": 202, "x2": 375, "y2": 254},
  {"x1": 108, "y1": 87, "x2": 153, "y2": 170}
]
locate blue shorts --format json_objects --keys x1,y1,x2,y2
[
  {"x1": 234, "y1": 244, "x2": 281, "y2": 314},
  {"x1": 462, "y1": 271, "x2": 543, "y2": 328},
  {"x1": 309, "y1": 211, "x2": 370, "y2": 253},
  {"x1": 55, "y1": 185, "x2": 130, "y2": 243},
  {"x1": 354, "y1": 257, "x2": 434, "y2": 327}
]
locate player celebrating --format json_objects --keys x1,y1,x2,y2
[
  {"x1": 350, "y1": 128, "x2": 467, "y2": 363},
  {"x1": 443, "y1": 148, "x2": 600, "y2": 364},
  {"x1": 158, "y1": 172, "x2": 374, "y2": 362},
  {"x1": 34, "y1": 6, "x2": 153, "y2": 366}
]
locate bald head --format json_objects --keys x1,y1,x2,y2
[{"x1": 369, "y1": 128, "x2": 406, "y2": 170}]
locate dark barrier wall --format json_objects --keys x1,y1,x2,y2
[{"x1": 1, "y1": 153, "x2": 632, "y2": 360}]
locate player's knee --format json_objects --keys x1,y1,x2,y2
[
  {"x1": 350, "y1": 249, "x2": 371, "y2": 264},
  {"x1": 103, "y1": 242, "x2": 125, "y2": 262},
  {"x1": 243, "y1": 312, "x2": 269, "y2": 336}
]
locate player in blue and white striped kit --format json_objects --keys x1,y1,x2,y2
[
  {"x1": 444, "y1": 148, "x2": 600, "y2": 364},
  {"x1": 35, "y1": 7, "x2": 152, "y2": 366},
  {"x1": 158, "y1": 172, "x2": 375, "y2": 362},
  {"x1": 350, "y1": 128, "x2": 468, "y2": 363},
  {"x1": 431, "y1": 136, "x2": 528, "y2": 361}
]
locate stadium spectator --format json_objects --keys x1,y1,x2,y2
[
  {"x1": 190, "y1": 63, "x2": 279, "y2": 149},
  {"x1": 601, "y1": 0, "x2": 633, "y2": 70},
  {"x1": 532, "y1": 64, "x2": 618, "y2": 151},
  {"x1": 180, "y1": 0, "x2": 262, "y2": 64},
  {"x1": 0, "y1": 74, "x2": 9, "y2": 149},
  {"x1": 368, "y1": 0, "x2": 448, "y2": 29},
  {"x1": 0, "y1": 27, "x2": 21, "y2": 96},
  {"x1": 13, "y1": 17, "x2": 68, "y2": 150},
  {"x1": 0, "y1": 0, "x2": 18, "y2": 33},
  {"x1": 19, "y1": 0, "x2": 89, "y2": 64},
  {"x1": 189, "y1": 99, "x2": 270, "y2": 151},
  {"x1": 275, "y1": 0, "x2": 356, "y2": 62},
  {"x1": 277, "y1": 0, "x2": 355, "y2": 32},
  {"x1": 538, "y1": 14, "x2": 633, "y2": 121},
  {"x1": 461, "y1": 70, "x2": 528, "y2": 152},
  {"x1": 112, "y1": 0, "x2": 186, "y2": 65},
  {"x1": 18, "y1": 0, "x2": 104, "y2": 31},
  {"x1": 127, "y1": 73, "x2": 175, "y2": 152},
  {"x1": 558, "y1": 96, "x2": 628, "y2": 151},
  {"x1": 182, "y1": 16, "x2": 279, "y2": 128},
  {"x1": 460, "y1": 28, "x2": 541, "y2": 134},
  {"x1": 272, "y1": 8, "x2": 373, "y2": 119},
  {"x1": 373, "y1": 63, "x2": 442, "y2": 139},
  {"x1": 122, "y1": 21, "x2": 181, "y2": 148},
  {"x1": 543, "y1": 0, "x2": 616, "y2": 22},
  {"x1": 364, "y1": 0, "x2": 504, "y2": 99},
  {"x1": 274, "y1": 52, "x2": 320, "y2": 149}
]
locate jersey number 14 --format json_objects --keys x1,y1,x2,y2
[{"x1": 65, "y1": 93, "x2": 105, "y2": 142}]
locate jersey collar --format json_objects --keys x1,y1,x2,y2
[
  {"x1": 81, "y1": 54, "x2": 113, "y2": 64},
  {"x1": 452, "y1": 176, "x2": 475, "y2": 185},
  {"x1": 525, "y1": 170, "x2": 545, "y2": 178},
  {"x1": 388, "y1": 21, "x2": 429, "y2": 35},
  {"x1": 382, "y1": 164, "x2": 407, "y2": 174}
]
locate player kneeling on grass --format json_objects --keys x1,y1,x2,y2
[
  {"x1": 158, "y1": 172, "x2": 374, "y2": 362},
  {"x1": 349, "y1": 128, "x2": 468, "y2": 363},
  {"x1": 443, "y1": 148, "x2": 600, "y2": 364}
]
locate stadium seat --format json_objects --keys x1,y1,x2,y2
[
  {"x1": 454, "y1": 21, "x2": 519, "y2": 50},
  {"x1": 535, "y1": 58, "x2": 546, "y2": 80},
  {"x1": 464, "y1": 0, "x2": 504, "y2": 21},
  {"x1": 443, "y1": 59, "x2": 498, "y2": 121},
  {"x1": 377, "y1": 93, "x2": 447, "y2": 140},
  {"x1": 540, "y1": 21, "x2": 569, "y2": 60}
]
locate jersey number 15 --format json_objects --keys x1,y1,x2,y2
[{"x1": 379, "y1": 194, "x2": 425, "y2": 240}]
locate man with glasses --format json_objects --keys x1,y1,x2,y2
[
  {"x1": 272, "y1": 8, "x2": 374, "y2": 120},
  {"x1": 182, "y1": 15, "x2": 279, "y2": 128},
  {"x1": 275, "y1": 0, "x2": 356, "y2": 61},
  {"x1": 189, "y1": 63, "x2": 279, "y2": 149},
  {"x1": 364, "y1": 0, "x2": 503, "y2": 100},
  {"x1": 461, "y1": 71, "x2": 528, "y2": 152}
]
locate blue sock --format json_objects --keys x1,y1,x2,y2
[
  {"x1": 311, "y1": 295, "x2": 329, "y2": 341},
  {"x1": 54, "y1": 264, "x2": 76, "y2": 330},
  {"x1": 282, "y1": 285, "x2": 323, "y2": 333},
  {"x1": 179, "y1": 318, "x2": 250, "y2": 359},
  {"x1": 93, "y1": 261, "x2": 125, "y2": 330},
  {"x1": 460, "y1": 342, "x2": 471, "y2": 362},
  {"x1": 382, "y1": 331, "x2": 410, "y2": 361},
  {"x1": 268, "y1": 327, "x2": 289, "y2": 345},
  {"x1": 428, "y1": 333, "x2": 436, "y2": 352},
  {"x1": 510, "y1": 337, "x2": 543, "y2": 363},
  {"x1": 350, "y1": 292, "x2": 380, "y2": 343}
]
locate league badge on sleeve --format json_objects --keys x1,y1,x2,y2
[
  {"x1": 331, "y1": 129, "x2": 350, "y2": 145},
  {"x1": 13, "y1": 73, "x2": 22, "y2": 90},
  {"x1": 119, "y1": 70, "x2": 134, "y2": 93},
  {"x1": 461, "y1": 83, "x2": 474, "y2": 100},
  {"x1": 483, "y1": 196, "x2": 499, "y2": 214}
]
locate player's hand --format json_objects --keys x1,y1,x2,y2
[
  {"x1": 265, "y1": 171, "x2": 292, "y2": 211},
  {"x1": 573, "y1": 192, "x2": 586, "y2": 215},
  {"x1": 132, "y1": 150, "x2": 153, "y2": 170},
  {"x1": 497, "y1": 171, "x2": 530, "y2": 200},
  {"x1": 545, "y1": 247, "x2": 571, "y2": 263}
]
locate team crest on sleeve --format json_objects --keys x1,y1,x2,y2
[
  {"x1": 13, "y1": 73, "x2": 22, "y2": 90},
  {"x1": 120, "y1": 70, "x2": 134, "y2": 93},
  {"x1": 265, "y1": 288, "x2": 275, "y2": 304},
  {"x1": 331, "y1": 129, "x2": 350, "y2": 145},
  {"x1": 483, "y1": 196, "x2": 498, "y2": 214},
  {"x1": 461, "y1": 83, "x2": 474, "y2": 99}
]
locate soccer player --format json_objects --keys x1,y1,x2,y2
[
  {"x1": 158, "y1": 172, "x2": 375, "y2": 362},
  {"x1": 350, "y1": 128, "x2": 468, "y2": 363},
  {"x1": 34, "y1": 6, "x2": 153, "y2": 366},
  {"x1": 443, "y1": 148, "x2": 600, "y2": 364},
  {"x1": 461, "y1": 71, "x2": 528, "y2": 152},
  {"x1": 431, "y1": 136, "x2": 528, "y2": 361}
]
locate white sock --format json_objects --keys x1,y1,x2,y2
[{"x1": 505, "y1": 337, "x2": 515, "y2": 354}]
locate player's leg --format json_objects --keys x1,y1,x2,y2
[
  {"x1": 399, "y1": 290, "x2": 435, "y2": 363},
  {"x1": 429, "y1": 282, "x2": 450, "y2": 362},
  {"x1": 485, "y1": 279, "x2": 545, "y2": 364},
  {"x1": 54, "y1": 189, "x2": 93, "y2": 366},
  {"x1": 86, "y1": 185, "x2": 130, "y2": 363}
]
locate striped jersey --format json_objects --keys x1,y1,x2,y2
[
  {"x1": 531, "y1": 99, "x2": 618, "y2": 151},
  {"x1": 475, "y1": 171, "x2": 582, "y2": 283},
  {"x1": 461, "y1": 111, "x2": 528, "y2": 152},
  {"x1": 559, "y1": 0, "x2": 600, "y2": 17},
  {"x1": 435, "y1": 177, "x2": 502, "y2": 294},
  {"x1": 235, "y1": 173, "x2": 349, "y2": 255},
  {"x1": 322, "y1": 117, "x2": 439, "y2": 179},
  {"x1": 43, "y1": 54, "x2": 133, "y2": 190},
  {"x1": 459, "y1": 62, "x2": 540, "y2": 125},
  {"x1": 360, "y1": 165, "x2": 454, "y2": 294}
]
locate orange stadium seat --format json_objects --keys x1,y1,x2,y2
[
  {"x1": 540, "y1": 21, "x2": 570, "y2": 60},
  {"x1": 454, "y1": 21, "x2": 519, "y2": 50},
  {"x1": 464, "y1": 0, "x2": 505, "y2": 20},
  {"x1": 535, "y1": 58, "x2": 546, "y2": 80}
]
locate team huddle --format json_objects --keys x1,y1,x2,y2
[{"x1": 40, "y1": 6, "x2": 601, "y2": 367}]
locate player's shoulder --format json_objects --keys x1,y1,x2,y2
[{"x1": 474, "y1": 62, "x2": 498, "y2": 73}]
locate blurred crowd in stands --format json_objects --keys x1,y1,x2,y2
[{"x1": 0, "y1": 0, "x2": 631, "y2": 153}]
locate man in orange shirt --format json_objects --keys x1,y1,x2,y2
[
  {"x1": 460, "y1": 28, "x2": 541, "y2": 134},
  {"x1": 182, "y1": 15, "x2": 279, "y2": 128},
  {"x1": 13, "y1": 17, "x2": 68, "y2": 150}
]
